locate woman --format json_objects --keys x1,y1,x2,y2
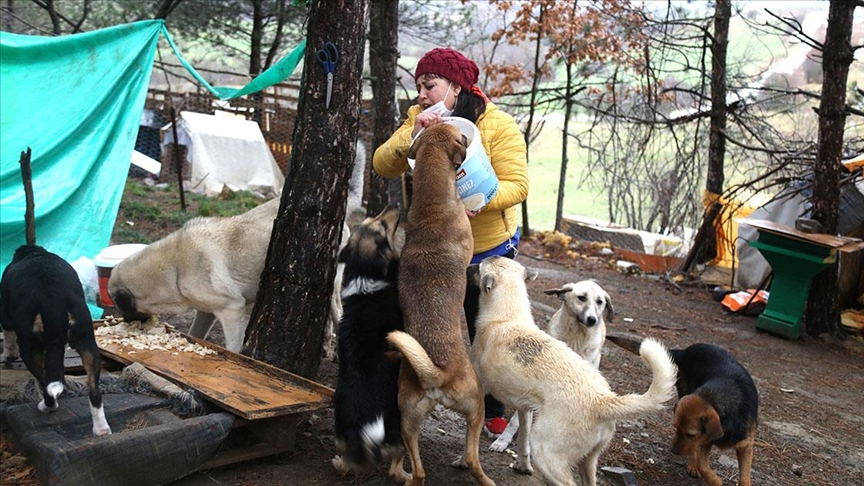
[{"x1": 373, "y1": 47, "x2": 528, "y2": 435}]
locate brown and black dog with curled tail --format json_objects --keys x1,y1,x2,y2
[
  {"x1": 607, "y1": 335, "x2": 758, "y2": 486},
  {"x1": 386, "y1": 123, "x2": 495, "y2": 486}
]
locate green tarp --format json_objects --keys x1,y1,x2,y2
[{"x1": 0, "y1": 20, "x2": 305, "y2": 316}]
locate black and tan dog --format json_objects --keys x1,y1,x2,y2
[
  {"x1": 1, "y1": 245, "x2": 111, "y2": 436},
  {"x1": 608, "y1": 336, "x2": 758, "y2": 486},
  {"x1": 386, "y1": 123, "x2": 495, "y2": 486},
  {"x1": 331, "y1": 205, "x2": 409, "y2": 482}
]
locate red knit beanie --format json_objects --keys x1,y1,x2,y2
[{"x1": 414, "y1": 48, "x2": 479, "y2": 90}]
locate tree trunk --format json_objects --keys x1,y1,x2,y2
[
  {"x1": 249, "y1": 0, "x2": 264, "y2": 77},
  {"x1": 686, "y1": 0, "x2": 729, "y2": 271},
  {"x1": 555, "y1": 59, "x2": 572, "y2": 232},
  {"x1": 367, "y1": 0, "x2": 400, "y2": 215},
  {"x1": 706, "y1": 0, "x2": 729, "y2": 196},
  {"x1": 45, "y1": 0, "x2": 61, "y2": 34},
  {"x1": 520, "y1": 3, "x2": 546, "y2": 238},
  {"x1": 243, "y1": 0, "x2": 370, "y2": 379},
  {"x1": 805, "y1": 0, "x2": 856, "y2": 338},
  {"x1": 4, "y1": 0, "x2": 13, "y2": 32}
]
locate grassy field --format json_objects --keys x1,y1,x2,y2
[{"x1": 525, "y1": 118, "x2": 609, "y2": 232}]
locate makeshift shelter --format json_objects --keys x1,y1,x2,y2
[
  {"x1": 0, "y1": 20, "x2": 305, "y2": 303},
  {"x1": 161, "y1": 111, "x2": 285, "y2": 197},
  {"x1": 0, "y1": 21, "x2": 162, "y2": 294}
]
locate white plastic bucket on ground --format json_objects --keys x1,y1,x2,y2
[
  {"x1": 93, "y1": 244, "x2": 147, "y2": 307},
  {"x1": 407, "y1": 117, "x2": 499, "y2": 211}
]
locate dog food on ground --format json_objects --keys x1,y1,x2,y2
[{"x1": 95, "y1": 316, "x2": 217, "y2": 356}]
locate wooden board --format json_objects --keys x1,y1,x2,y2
[
  {"x1": 739, "y1": 219, "x2": 864, "y2": 252},
  {"x1": 96, "y1": 322, "x2": 333, "y2": 420},
  {"x1": 618, "y1": 249, "x2": 684, "y2": 273}
]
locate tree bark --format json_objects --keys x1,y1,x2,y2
[
  {"x1": 249, "y1": 0, "x2": 264, "y2": 77},
  {"x1": 805, "y1": 0, "x2": 856, "y2": 338},
  {"x1": 367, "y1": 0, "x2": 400, "y2": 215},
  {"x1": 686, "y1": 0, "x2": 729, "y2": 271},
  {"x1": 243, "y1": 0, "x2": 370, "y2": 379}
]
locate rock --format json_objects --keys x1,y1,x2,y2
[{"x1": 601, "y1": 466, "x2": 638, "y2": 486}]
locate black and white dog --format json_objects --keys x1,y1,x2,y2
[
  {"x1": 330, "y1": 205, "x2": 408, "y2": 482},
  {"x1": 1, "y1": 245, "x2": 111, "y2": 436}
]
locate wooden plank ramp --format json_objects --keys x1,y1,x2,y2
[{"x1": 95, "y1": 321, "x2": 333, "y2": 421}]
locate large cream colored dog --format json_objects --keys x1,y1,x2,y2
[
  {"x1": 490, "y1": 279, "x2": 613, "y2": 452},
  {"x1": 109, "y1": 198, "x2": 348, "y2": 353},
  {"x1": 386, "y1": 124, "x2": 494, "y2": 486},
  {"x1": 469, "y1": 256, "x2": 676, "y2": 486}
]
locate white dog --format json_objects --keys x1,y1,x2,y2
[
  {"x1": 109, "y1": 198, "x2": 349, "y2": 354},
  {"x1": 490, "y1": 280, "x2": 614, "y2": 452},
  {"x1": 545, "y1": 280, "x2": 613, "y2": 368},
  {"x1": 469, "y1": 256, "x2": 676, "y2": 486}
]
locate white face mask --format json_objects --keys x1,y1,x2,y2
[{"x1": 422, "y1": 82, "x2": 453, "y2": 117}]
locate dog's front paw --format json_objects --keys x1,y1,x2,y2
[
  {"x1": 331, "y1": 455, "x2": 349, "y2": 476},
  {"x1": 389, "y1": 467, "x2": 411, "y2": 483},
  {"x1": 37, "y1": 400, "x2": 58, "y2": 413},
  {"x1": 686, "y1": 464, "x2": 702, "y2": 478},
  {"x1": 489, "y1": 435, "x2": 510, "y2": 452},
  {"x1": 511, "y1": 459, "x2": 533, "y2": 475},
  {"x1": 93, "y1": 424, "x2": 112, "y2": 436},
  {"x1": 2, "y1": 331, "x2": 20, "y2": 363}
]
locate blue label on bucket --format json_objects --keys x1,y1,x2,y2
[{"x1": 445, "y1": 117, "x2": 499, "y2": 211}]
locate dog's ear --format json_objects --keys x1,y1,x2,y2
[
  {"x1": 481, "y1": 272, "x2": 496, "y2": 293},
  {"x1": 701, "y1": 410, "x2": 723, "y2": 441},
  {"x1": 544, "y1": 287, "x2": 569, "y2": 299},
  {"x1": 450, "y1": 134, "x2": 467, "y2": 166},
  {"x1": 604, "y1": 292, "x2": 614, "y2": 322},
  {"x1": 338, "y1": 244, "x2": 351, "y2": 263},
  {"x1": 466, "y1": 264, "x2": 480, "y2": 286}
]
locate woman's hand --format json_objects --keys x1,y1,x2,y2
[{"x1": 411, "y1": 112, "x2": 443, "y2": 137}]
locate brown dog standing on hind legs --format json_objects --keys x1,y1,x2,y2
[{"x1": 386, "y1": 123, "x2": 495, "y2": 486}]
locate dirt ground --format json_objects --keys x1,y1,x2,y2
[
  {"x1": 166, "y1": 234, "x2": 864, "y2": 486},
  {"x1": 2, "y1": 192, "x2": 863, "y2": 485}
]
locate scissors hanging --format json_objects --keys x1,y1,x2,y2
[{"x1": 317, "y1": 41, "x2": 339, "y2": 109}]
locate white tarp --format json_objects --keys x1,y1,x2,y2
[{"x1": 161, "y1": 111, "x2": 284, "y2": 197}]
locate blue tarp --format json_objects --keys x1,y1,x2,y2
[{"x1": 0, "y1": 20, "x2": 305, "y2": 317}]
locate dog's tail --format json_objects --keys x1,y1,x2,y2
[
  {"x1": 386, "y1": 330, "x2": 444, "y2": 389},
  {"x1": 597, "y1": 337, "x2": 677, "y2": 422},
  {"x1": 605, "y1": 333, "x2": 643, "y2": 355}
]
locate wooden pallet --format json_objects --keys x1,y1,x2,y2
[
  {"x1": 95, "y1": 322, "x2": 333, "y2": 420},
  {"x1": 94, "y1": 321, "x2": 334, "y2": 468}
]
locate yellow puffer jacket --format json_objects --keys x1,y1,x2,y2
[{"x1": 373, "y1": 102, "x2": 528, "y2": 253}]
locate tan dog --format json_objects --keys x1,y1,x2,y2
[
  {"x1": 469, "y1": 256, "x2": 676, "y2": 486},
  {"x1": 386, "y1": 124, "x2": 494, "y2": 486},
  {"x1": 109, "y1": 198, "x2": 347, "y2": 354},
  {"x1": 490, "y1": 279, "x2": 613, "y2": 452}
]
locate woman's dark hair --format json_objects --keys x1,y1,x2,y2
[{"x1": 451, "y1": 89, "x2": 487, "y2": 124}]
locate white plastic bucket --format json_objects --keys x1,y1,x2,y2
[
  {"x1": 93, "y1": 244, "x2": 147, "y2": 307},
  {"x1": 407, "y1": 117, "x2": 499, "y2": 211}
]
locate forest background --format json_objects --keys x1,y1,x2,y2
[
  {"x1": 4, "y1": 1, "x2": 861, "y2": 232},
  {"x1": 1, "y1": 0, "x2": 861, "y2": 363}
]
